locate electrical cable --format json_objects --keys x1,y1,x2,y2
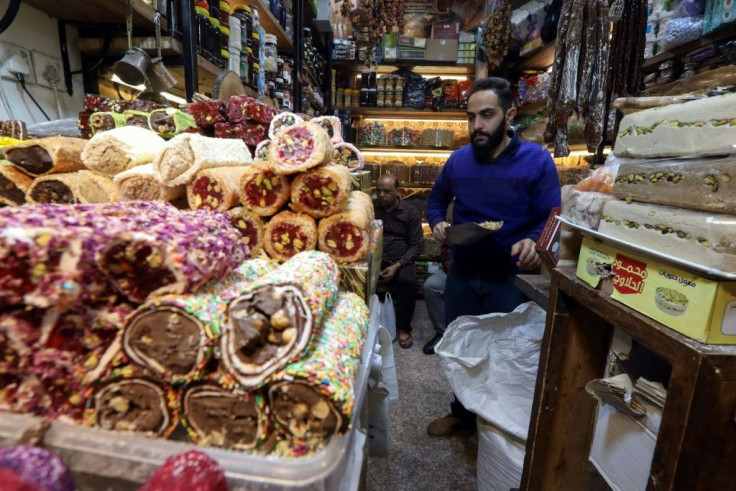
[
  {"x1": 0, "y1": 73, "x2": 15, "y2": 119},
  {"x1": 16, "y1": 73, "x2": 51, "y2": 121}
]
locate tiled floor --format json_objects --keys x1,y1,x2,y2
[{"x1": 365, "y1": 300, "x2": 478, "y2": 491}]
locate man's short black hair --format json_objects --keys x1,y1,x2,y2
[{"x1": 468, "y1": 77, "x2": 514, "y2": 113}]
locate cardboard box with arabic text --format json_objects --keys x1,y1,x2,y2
[{"x1": 576, "y1": 237, "x2": 736, "y2": 344}]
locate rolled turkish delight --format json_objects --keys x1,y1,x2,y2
[
  {"x1": 220, "y1": 251, "x2": 339, "y2": 388},
  {"x1": 267, "y1": 112, "x2": 303, "y2": 140},
  {"x1": 148, "y1": 108, "x2": 197, "y2": 139},
  {"x1": 263, "y1": 211, "x2": 318, "y2": 262},
  {"x1": 92, "y1": 372, "x2": 180, "y2": 436},
  {"x1": 97, "y1": 209, "x2": 246, "y2": 302},
  {"x1": 599, "y1": 200, "x2": 736, "y2": 272},
  {"x1": 318, "y1": 191, "x2": 374, "y2": 264},
  {"x1": 123, "y1": 110, "x2": 150, "y2": 129},
  {"x1": 124, "y1": 259, "x2": 275, "y2": 384},
  {"x1": 81, "y1": 126, "x2": 166, "y2": 176},
  {"x1": 0, "y1": 445, "x2": 75, "y2": 491},
  {"x1": 26, "y1": 172, "x2": 80, "y2": 204},
  {"x1": 228, "y1": 207, "x2": 265, "y2": 256},
  {"x1": 290, "y1": 164, "x2": 351, "y2": 218},
  {"x1": 4, "y1": 136, "x2": 86, "y2": 177},
  {"x1": 186, "y1": 99, "x2": 227, "y2": 127},
  {"x1": 238, "y1": 162, "x2": 291, "y2": 216},
  {"x1": 332, "y1": 142, "x2": 365, "y2": 171},
  {"x1": 613, "y1": 156, "x2": 736, "y2": 214},
  {"x1": 254, "y1": 139, "x2": 271, "y2": 162},
  {"x1": 90, "y1": 111, "x2": 125, "y2": 134},
  {"x1": 181, "y1": 372, "x2": 268, "y2": 449},
  {"x1": 0, "y1": 372, "x2": 50, "y2": 415},
  {"x1": 228, "y1": 95, "x2": 278, "y2": 125},
  {"x1": 311, "y1": 116, "x2": 343, "y2": 144},
  {"x1": 76, "y1": 169, "x2": 121, "y2": 204},
  {"x1": 269, "y1": 121, "x2": 333, "y2": 175},
  {"x1": 32, "y1": 302, "x2": 133, "y2": 422},
  {"x1": 268, "y1": 291, "x2": 369, "y2": 440},
  {"x1": 154, "y1": 133, "x2": 253, "y2": 186},
  {"x1": 0, "y1": 309, "x2": 49, "y2": 375},
  {"x1": 113, "y1": 163, "x2": 185, "y2": 202},
  {"x1": 186, "y1": 166, "x2": 249, "y2": 211},
  {"x1": 0, "y1": 163, "x2": 32, "y2": 206}
]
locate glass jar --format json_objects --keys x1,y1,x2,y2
[
  {"x1": 195, "y1": 0, "x2": 209, "y2": 9},
  {"x1": 208, "y1": 3, "x2": 220, "y2": 24},
  {"x1": 239, "y1": 51, "x2": 249, "y2": 83},
  {"x1": 263, "y1": 33, "x2": 278, "y2": 76},
  {"x1": 283, "y1": 89, "x2": 292, "y2": 110},
  {"x1": 283, "y1": 57, "x2": 293, "y2": 85},
  {"x1": 195, "y1": 6, "x2": 210, "y2": 57},
  {"x1": 274, "y1": 91, "x2": 284, "y2": 108},
  {"x1": 270, "y1": 0, "x2": 283, "y2": 26},
  {"x1": 251, "y1": 6, "x2": 260, "y2": 40},
  {"x1": 343, "y1": 88, "x2": 352, "y2": 108},
  {"x1": 218, "y1": 1, "x2": 229, "y2": 28},
  {"x1": 267, "y1": 80, "x2": 275, "y2": 98},
  {"x1": 220, "y1": 25, "x2": 230, "y2": 54},
  {"x1": 209, "y1": 16, "x2": 222, "y2": 66},
  {"x1": 276, "y1": 57, "x2": 284, "y2": 78},
  {"x1": 232, "y1": 5, "x2": 252, "y2": 41},
  {"x1": 283, "y1": 9, "x2": 294, "y2": 41}
]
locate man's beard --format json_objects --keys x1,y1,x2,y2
[{"x1": 470, "y1": 118, "x2": 507, "y2": 161}]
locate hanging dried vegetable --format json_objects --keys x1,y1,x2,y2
[
  {"x1": 544, "y1": 0, "x2": 612, "y2": 157},
  {"x1": 482, "y1": 0, "x2": 511, "y2": 72}
]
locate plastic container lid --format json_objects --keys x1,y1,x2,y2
[{"x1": 264, "y1": 33, "x2": 277, "y2": 45}]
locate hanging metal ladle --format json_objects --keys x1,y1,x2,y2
[{"x1": 113, "y1": 0, "x2": 151, "y2": 86}]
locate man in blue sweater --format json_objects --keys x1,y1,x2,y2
[{"x1": 426, "y1": 77, "x2": 560, "y2": 437}]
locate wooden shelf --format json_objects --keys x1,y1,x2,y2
[
  {"x1": 516, "y1": 41, "x2": 556, "y2": 71},
  {"x1": 641, "y1": 65, "x2": 736, "y2": 96},
  {"x1": 78, "y1": 36, "x2": 183, "y2": 57},
  {"x1": 642, "y1": 28, "x2": 736, "y2": 72},
  {"x1": 335, "y1": 107, "x2": 468, "y2": 119},
  {"x1": 168, "y1": 55, "x2": 223, "y2": 97},
  {"x1": 332, "y1": 62, "x2": 475, "y2": 76},
  {"x1": 240, "y1": 0, "x2": 293, "y2": 54},
  {"x1": 24, "y1": 0, "x2": 165, "y2": 34}
]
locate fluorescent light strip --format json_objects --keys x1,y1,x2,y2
[
  {"x1": 110, "y1": 75, "x2": 187, "y2": 105},
  {"x1": 362, "y1": 150, "x2": 451, "y2": 158},
  {"x1": 362, "y1": 118, "x2": 467, "y2": 124}
]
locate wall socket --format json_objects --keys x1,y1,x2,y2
[
  {"x1": 0, "y1": 40, "x2": 36, "y2": 84},
  {"x1": 33, "y1": 52, "x2": 63, "y2": 91}
]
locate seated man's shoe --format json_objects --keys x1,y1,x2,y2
[
  {"x1": 427, "y1": 414, "x2": 462, "y2": 438},
  {"x1": 423, "y1": 333, "x2": 443, "y2": 355}
]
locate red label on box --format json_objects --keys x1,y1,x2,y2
[{"x1": 612, "y1": 254, "x2": 648, "y2": 295}]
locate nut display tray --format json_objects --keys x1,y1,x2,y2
[{"x1": 0, "y1": 297, "x2": 381, "y2": 491}]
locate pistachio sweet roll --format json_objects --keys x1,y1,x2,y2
[
  {"x1": 81, "y1": 126, "x2": 165, "y2": 176},
  {"x1": 113, "y1": 163, "x2": 185, "y2": 202},
  {"x1": 317, "y1": 191, "x2": 374, "y2": 264},
  {"x1": 89, "y1": 112, "x2": 126, "y2": 134},
  {"x1": 311, "y1": 115, "x2": 343, "y2": 144},
  {"x1": 148, "y1": 108, "x2": 197, "y2": 139},
  {"x1": 123, "y1": 259, "x2": 275, "y2": 385},
  {"x1": 76, "y1": 169, "x2": 121, "y2": 204},
  {"x1": 187, "y1": 166, "x2": 250, "y2": 212},
  {"x1": 290, "y1": 164, "x2": 351, "y2": 218},
  {"x1": 332, "y1": 142, "x2": 365, "y2": 171},
  {"x1": 238, "y1": 161, "x2": 291, "y2": 216},
  {"x1": 220, "y1": 251, "x2": 339, "y2": 388},
  {"x1": 269, "y1": 121, "x2": 333, "y2": 175},
  {"x1": 228, "y1": 207, "x2": 265, "y2": 257},
  {"x1": 263, "y1": 211, "x2": 318, "y2": 263}
]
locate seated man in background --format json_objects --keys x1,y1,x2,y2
[
  {"x1": 422, "y1": 244, "x2": 452, "y2": 355},
  {"x1": 373, "y1": 175, "x2": 423, "y2": 349}
]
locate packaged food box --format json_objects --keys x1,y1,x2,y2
[
  {"x1": 398, "y1": 36, "x2": 427, "y2": 48},
  {"x1": 577, "y1": 237, "x2": 736, "y2": 344}
]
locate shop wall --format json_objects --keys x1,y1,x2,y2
[{"x1": 0, "y1": 0, "x2": 84, "y2": 123}]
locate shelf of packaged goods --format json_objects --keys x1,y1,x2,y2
[
  {"x1": 332, "y1": 62, "x2": 475, "y2": 77},
  {"x1": 236, "y1": 0, "x2": 293, "y2": 54},
  {"x1": 359, "y1": 146, "x2": 454, "y2": 154},
  {"x1": 641, "y1": 28, "x2": 736, "y2": 73},
  {"x1": 23, "y1": 0, "x2": 165, "y2": 34},
  {"x1": 640, "y1": 64, "x2": 736, "y2": 97},
  {"x1": 516, "y1": 41, "x2": 556, "y2": 71},
  {"x1": 335, "y1": 107, "x2": 468, "y2": 119}
]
